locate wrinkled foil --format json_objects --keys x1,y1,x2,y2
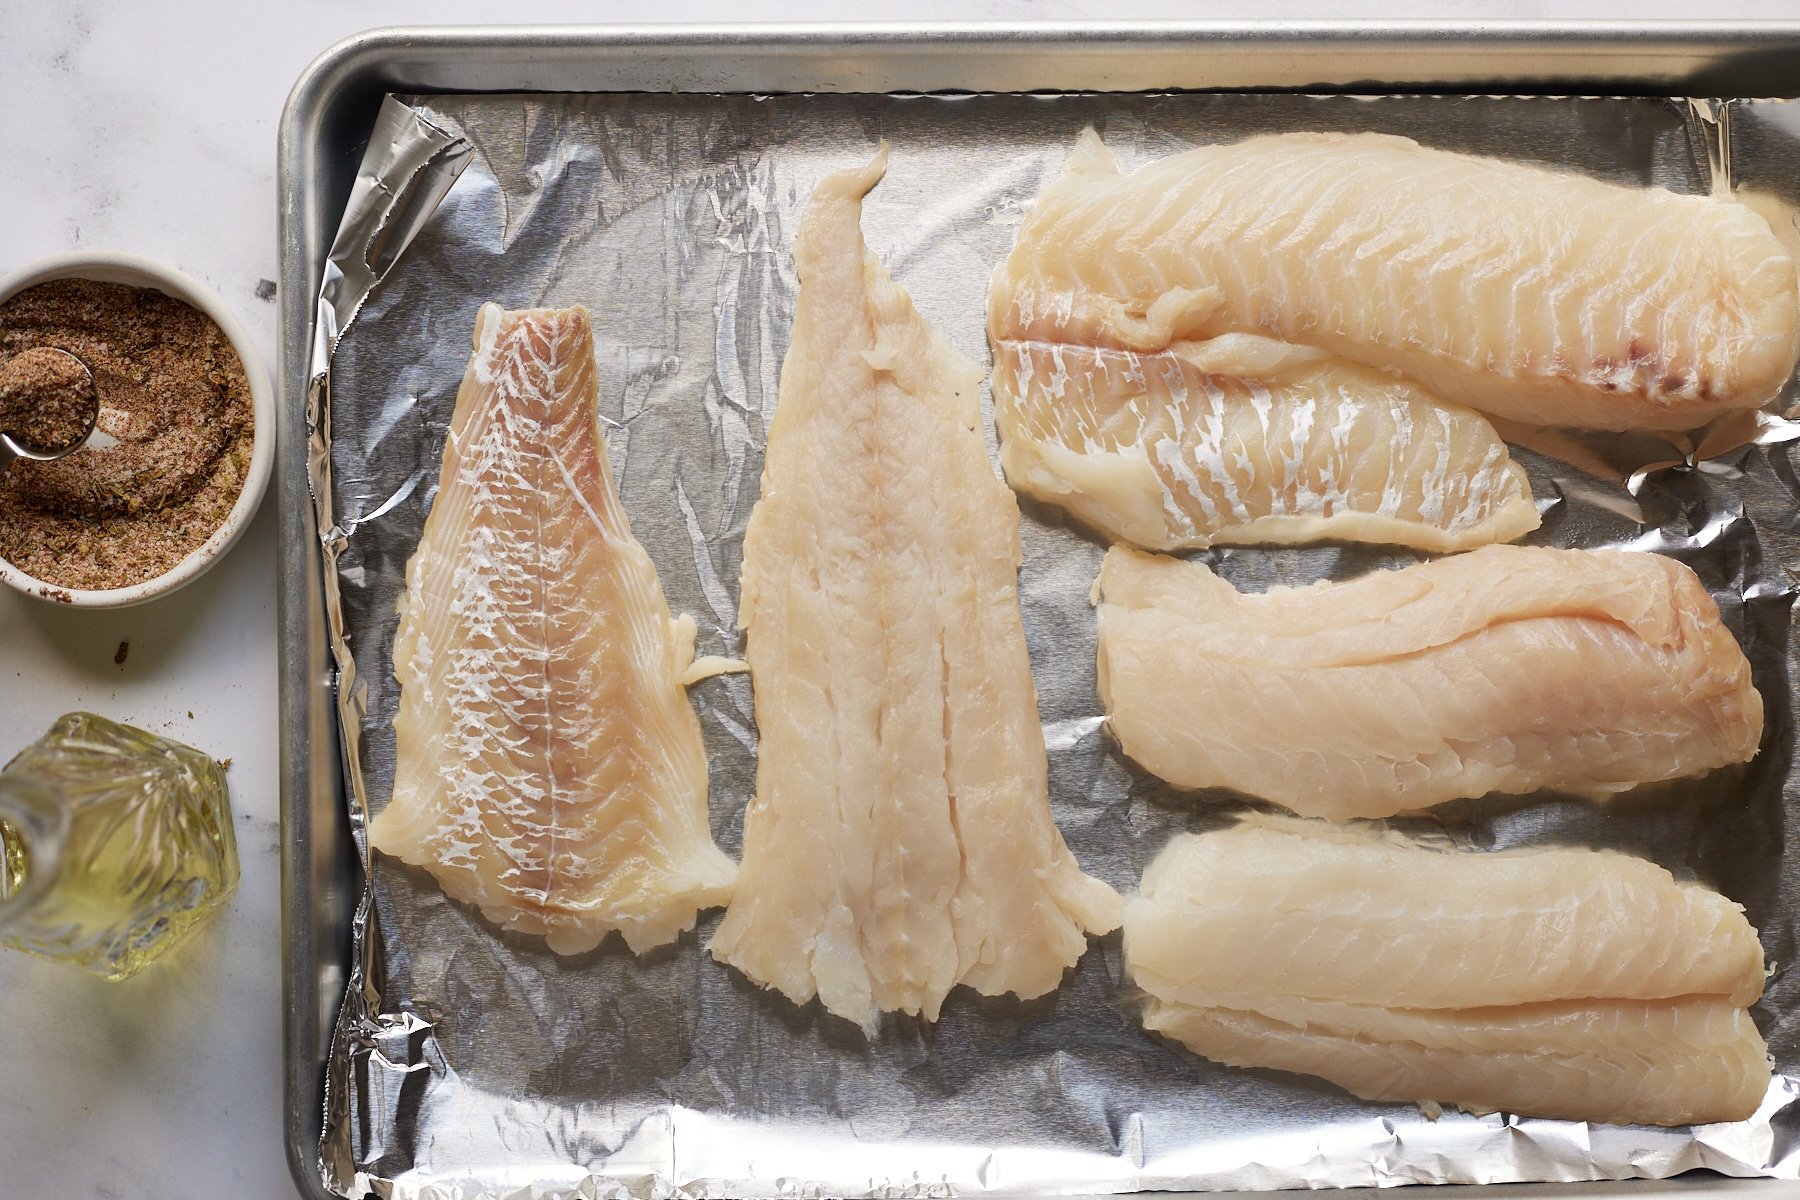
[{"x1": 309, "y1": 91, "x2": 1800, "y2": 1198}]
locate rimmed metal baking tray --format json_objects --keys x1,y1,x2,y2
[{"x1": 277, "y1": 21, "x2": 1800, "y2": 1200}]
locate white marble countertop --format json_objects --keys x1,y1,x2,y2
[{"x1": 2, "y1": 4, "x2": 1798, "y2": 1198}]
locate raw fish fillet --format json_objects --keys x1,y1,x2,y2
[
  {"x1": 989, "y1": 129, "x2": 1800, "y2": 431},
  {"x1": 709, "y1": 149, "x2": 1122, "y2": 1033},
  {"x1": 992, "y1": 335, "x2": 1539, "y2": 552},
  {"x1": 370, "y1": 303, "x2": 736, "y2": 955},
  {"x1": 1097, "y1": 544, "x2": 1762, "y2": 818},
  {"x1": 1144, "y1": 999, "x2": 1771, "y2": 1128},
  {"x1": 1126, "y1": 818, "x2": 1771, "y2": 1126}
]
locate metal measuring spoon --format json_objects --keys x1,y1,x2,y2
[{"x1": 0, "y1": 348, "x2": 101, "y2": 471}]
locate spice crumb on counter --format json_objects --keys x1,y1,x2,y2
[{"x1": 0, "y1": 278, "x2": 253, "y2": 590}]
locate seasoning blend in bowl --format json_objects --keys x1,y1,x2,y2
[
  {"x1": 0, "y1": 347, "x2": 96, "y2": 457},
  {"x1": 0, "y1": 253, "x2": 272, "y2": 607}
]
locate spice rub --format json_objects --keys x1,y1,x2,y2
[
  {"x1": 0, "y1": 347, "x2": 95, "y2": 453},
  {"x1": 0, "y1": 279, "x2": 253, "y2": 590}
]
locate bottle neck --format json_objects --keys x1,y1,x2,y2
[{"x1": 0, "y1": 775, "x2": 67, "y2": 933}]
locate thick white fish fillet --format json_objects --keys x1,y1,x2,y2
[
  {"x1": 1097, "y1": 544, "x2": 1762, "y2": 818},
  {"x1": 709, "y1": 150, "x2": 1122, "y2": 1033},
  {"x1": 370, "y1": 304, "x2": 736, "y2": 955},
  {"x1": 1145, "y1": 1000, "x2": 1770, "y2": 1129},
  {"x1": 1129, "y1": 818, "x2": 1767, "y2": 1011},
  {"x1": 1126, "y1": 819, "x2": 1771, "y2": 1126},
  {"x1": 992, "y1": 335, "x2": 1538, "y2": 552},
  {"x1": 990, "y1": 129, "x2": 1800, "y2": 431}
]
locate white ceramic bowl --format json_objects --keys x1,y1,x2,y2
[{"x1": 0, "y1": 251, "x2": 273, "y2": 608}]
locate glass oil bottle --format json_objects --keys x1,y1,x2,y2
[{"x1": 0, "y1": 712, "x2": 239, "y2": 979}]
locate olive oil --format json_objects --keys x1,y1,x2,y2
[
  {"x1": 0, "y1": 816, "x2": 26, "y2": 901},
  {"x1": 0, "y1": 713, "x2": 238, "y2": 979}
]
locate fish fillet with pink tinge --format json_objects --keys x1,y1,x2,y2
[
  {"x1": 991, "y1": 129, "x2": 1799, "y2": 431},
  {"x1": 371, "y1": 303, "x2": 736, "y2": 955}
]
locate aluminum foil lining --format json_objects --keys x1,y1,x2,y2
[{"x1": 308, "y1": 91, "x2": 1800, "y2": 1199}]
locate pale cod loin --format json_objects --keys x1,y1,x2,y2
[
  {"x1": 990, "y1": 129, "x2": 1800, "y2": 431},
  {"x1": 1097, "y1": 544, "x2": 1763, "y2": 818},
  {"x1": 1126, "y1": 817, "x2": 1772, "y2": 1127},
  {"x1": 709, "y1": 149, "x2": 1122, "y2": 1033},
  {"x1": 992, "y1": 335, "x2": 1539, "y2": 553},
  {"x1": 370, "y1": 304, "x2": 736, "y2": 955}
]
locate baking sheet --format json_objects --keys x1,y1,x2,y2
[{"x1": 310, "y1": 90, "x2": 1800, "y2": 1198}]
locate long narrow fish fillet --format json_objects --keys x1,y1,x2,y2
[
  {"x1": 992, "y1": 335, "x2": 1538, "y2": 552},
  {"x1": 1145, "y1": 1000, "x2": 1769, "y2": 1128},
  {"x1": 1096, "y1": 544, "x2": 1762, "y2": 818},
  {"x1": 709, "y1": 149, "x2": 1122, "y2": 1034},
  {"x1": 369, "y1": 304, "x2": 736, "y2": 955},
  {"x1": 989, "y1": 129, "x2": 1800, "y2": 431},
  {"x1": 1129, "y1": 818, "x2": 1766, "y2": 1011},
  {"x1": 1126, "y1": 819, "x2": 1771, "y2": 1126}
]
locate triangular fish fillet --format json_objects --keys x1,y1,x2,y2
[
  {"x1": 370, "y1": 303, "x2": 736, "y2": 955},
  {"x1": 1097, "y1": 544, "x2": 1762, "y2": 818},
  {"x1": 992, "y1": 335, "x2": 1538, "y2": 552},
  {"x1": 708, "y1": 149, "x2": 1122, "y2": 1034},
  {"x1": 1126, "y1": 819, "x2": 1771, "y2": 1126},
  {"x1": 990, "y1": 129, "x2": 1800, "y2": 431}
]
